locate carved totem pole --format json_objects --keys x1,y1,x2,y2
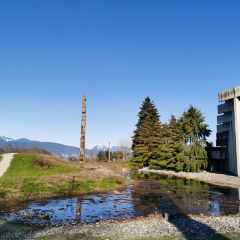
[{"x1": 80, "y1": 96, "x2": 87, "y2": 164}]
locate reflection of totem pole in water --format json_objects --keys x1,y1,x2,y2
[
  {"x1": 80, "y1": 96, "x2": 87, "y2": 164},
  {"x1": 76, "y1": 198, "x2": 81, "y2": 223}
]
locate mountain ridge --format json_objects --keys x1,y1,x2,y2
[{"x1": 0, "y1": 136, "x2": 131, "y2": 158}]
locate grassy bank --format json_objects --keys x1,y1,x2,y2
[{"x1": 0, "y1": 154, "x2": 130, "y2": 210}]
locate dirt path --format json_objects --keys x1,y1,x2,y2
[{"x1": 0, "y1": 153, "x2": 15, "y2": 177}]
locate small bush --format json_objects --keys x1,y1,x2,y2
[
  {"x1": 0, "y1": 191, "x2": 7, "y2": 197},
  {"x1": 32, "y1": 156, "x2": 52, "y2": 168}
]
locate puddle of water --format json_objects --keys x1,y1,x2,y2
[
  {"x1": 4, "y1": 173, "x2": 240, "y2": 226},
  {"x1": 5, "y1": 186, "x2": 135, "y2": 225}
]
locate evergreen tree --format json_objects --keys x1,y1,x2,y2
[
  {"x1": 167, "y1": 116, "x2": 186, "y2": 170},
  {"x1": 97, "y1": 151, "x2": 106, "y2": 161},
  {"x1": 131, "y1": 97, "x2": 162, "y2": 169},
  {"x1": 131, "y1": 100, "x2": 211, "y2": 172},
  {"x1": 181, "y1": 105, "x2": 211, "y2": 143},
  {"x1": 173, "y1": 119, "x2": 188, "y2": 171},
  {"x1": 180, "y1": 105, "x2": 211, "y2": 172},
  {"x1": 149, "y1": 123, "x2": 169, "y2": 169},
  {"x1": 150, "y1": 115, "x2": 186, "y2": 171},
  {"x1": 184, "y1": 140, "x2": 208, "y2": 172}
]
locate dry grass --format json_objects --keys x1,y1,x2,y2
[{"x1": 35, "y1": 160, "x2": 130, "y2": 188}]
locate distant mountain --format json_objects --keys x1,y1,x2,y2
[
  {"x1": 0, "y1": 136, "x2": 83, "y2": 157},
  {"x1": 111, "y1": 146, "x2": 131, "y2": 153},
  {"x1": 0, "y1": 136, "x2": 14, "y2": 143},
  {"x1": 0, "y1": 136, "x2": 131, "y2": 158},
  {"x1": 90, "y1": 144, "x2": 109, "y2": 155},
  {"x1": 90, "y1": 144, "x2": 131, "y2": 155}
]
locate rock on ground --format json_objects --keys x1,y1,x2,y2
[{"x1": 30, "y1": 215, "x2": 240, "y2": 240}]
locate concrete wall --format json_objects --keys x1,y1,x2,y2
[{"x1": 217, "y1": 87, "x2": 240, "y2": 176}]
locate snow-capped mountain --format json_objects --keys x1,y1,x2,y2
[
  {"x1": 90, "y1": 144, "x2": 109, "y2": 154},
  {"x1": 90, "y1": 144, "x2": 131, "y2": 154},
  {"x1": 0, "y1": 136, "x2": 14, "y2": 143},
  {"x1": 0, "y1": 136, "x2": 131, "y2": 157},
  {"x1": 93, "y1": 144, "x2": 108, "y2": 150},
  {"x1": 0, "y1": 136, "x2": 81, "y2": 157}
]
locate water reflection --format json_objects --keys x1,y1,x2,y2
[
  {"x1": 132, "y1": 173, "x2": 240, "y2": 217},
  {"x1": 4, "y1": 173, "x2": 240, "y2": 226},
  {"x1": 5, "y1": 186, "x2": 135, "y2": 225}
]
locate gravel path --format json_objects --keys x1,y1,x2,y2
[
  {"x1": 139, "y1": 167, "x2": 240, "y2": 188},
  {"x1": 27, "y1": 215, "x2": 240, "y2": 239},
  {"x1": 0, "y1": 153, "x2": 15, "y2": 177}
]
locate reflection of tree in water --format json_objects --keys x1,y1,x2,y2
[
  {"x1": 131, "y1": 173, "x2": 240, "y2": 217},
  {"x1": 131, "y1": 174, "x2": 232, "y2": 239},
  {"x1": 76, "y1": 198, "x2": 81, "y2": 223}
]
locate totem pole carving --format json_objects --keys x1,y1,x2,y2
[{"x1": 80, "y1": 96, "x2": 86, "y2": 163}]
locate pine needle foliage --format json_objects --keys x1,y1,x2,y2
[
  {"x1": 131, "y1": 97, "x2": 161, "y2": 169},
  {"x1": 150, "y1": 115, "x2": 186, "y2": 170},
  {"x1": 179, "y1": 105, "x2": 211, "y2": 172},
  {"x1": 132, "y1": 99, "x2": 211, "y2": 172}
]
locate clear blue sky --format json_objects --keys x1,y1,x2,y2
[{"x1": 1, "y1": 0, "x2": 240, "y2": 148}]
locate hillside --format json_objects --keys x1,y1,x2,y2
[{"x1": 0, "y1": 136, "x2": 131, "y2": 158}]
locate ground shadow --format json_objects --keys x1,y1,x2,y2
[
  {"x1": 0, "y1": 218, "x2": 40, "y2": 240},
  {"x1": 168, "y1": 213, "x2": 230, "y2": 240},
  {"x1": 134, "y1": 174, "x2": 232, "y2": 240}
]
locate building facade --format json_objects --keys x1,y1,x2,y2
[{"x1": 217, "y1": 86, "x2": 240, "y2": 176}]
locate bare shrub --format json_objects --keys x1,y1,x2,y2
[
  {"x1": 68, "y1": 156, "x2": 79, "y2": 161},
  {"x1": 32, "y1": 156, "x2": 52, "y2": 168}
]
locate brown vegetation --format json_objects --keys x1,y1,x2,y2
[{"x1": 2, "y1": 145, "x2": 52, "y2": 155}]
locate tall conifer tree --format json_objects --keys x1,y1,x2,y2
[
  {"x1": 131, "y1": 97, "x2": 161, "y2": 169},
  {"x1": 150, "y1": 115, "x2": 186, "y2": 170},
  {"x1": 180, "y1": 105, "x2": 211, "y2": 172}
]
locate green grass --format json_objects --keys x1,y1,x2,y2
[
  {"x1": 55, "y1": 178, "x2": 125, "y2": 195},
  {"x1": 1, "y1": 154, "x2": 78, "y2": 180},
  {"x1": 22, "y1": 182, "x2": 55, "y2": 193},
  {"x1": 0, "y1": 154, "x2": 80, "y2": 193},
  {"x1": 0, "y1": 154, "x2": 129, "y2": 210}
]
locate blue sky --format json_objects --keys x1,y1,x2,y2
[{"x1": 1, "y1": 0, "x2": 240, "y2": 148}]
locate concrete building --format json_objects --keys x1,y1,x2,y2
[
  {"x1": 208, "y1": 147, "x2": 227, "y2": 173},
  {"x1": 217, "y1": 86, "x2": 240, "y2": 176}
]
